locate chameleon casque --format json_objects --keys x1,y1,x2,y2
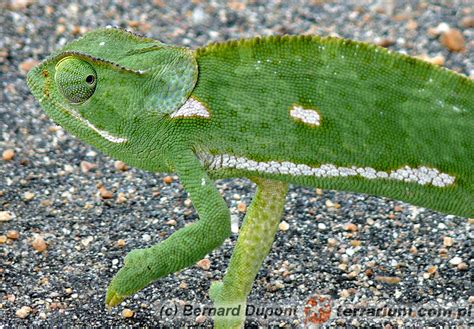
[{"x1": 27, "y1": 27, "x2": 473, "y2": 326}]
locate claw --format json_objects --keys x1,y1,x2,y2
[{"x1": 105, "y1": 287, "x2": 125, "y2": 308}]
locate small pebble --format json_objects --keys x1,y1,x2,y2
[
  {"x1": 122, "y1": 308, "x2": 134, "y2": 318},
  {"x1": 163, "y1": 176, "x2": 173, "y2": 184},
  {"x1": 317, "y1": 223, "x2": 327, "y2": 230},
  {"x1": 374, "y1": 276, "x2": 401, "y2": 284},
  {"x1": 80, "y1": 161, "x2": 96, "y2": 173},
  {"x1": 116, "y1": 192, "x2": 127, "y2": 204},
  {"x1": 428, "y1": 22, "x2": 450, "y2": 36},
  {"x1": 237, "y1": 202, "x2": 247, "y2": 213},
  {"x1": 2, "y1": 149, "x2": 15, "y2": 161},
  {"x1": 114, "y1": 160, "x2": 128, "y2": 171},
  {"x1": 19, "y1": 59, "x2": 39, "y2": 74},
  {"x1": 0, "y1": 235, "x2": 7, "y2": 244},
  {"x1": 344, "y1": 223, "x2": 358, "y2": 232},
  {"x1": 457, "y1": 262, "x2": 469, "y2": 271},
  {"x1": 195, "y1": 314, "x2": 207, "y2": 323},
  {"x1": 116, "y1": 239, "x2": 126, "y2": 248},
  {"x1": 468, "y1": 296, "x2": 474, "y2": 304},
  {"x1": 81, "y1": 236, "x2": 93, "y2": 247},
  {"x1": 417, "y1": 54, "x2": 445, "y2": 66},
  {"x1": 31, "y1": 235, "x2": 47, "y2": 252},
  {"x1": 338, "y1": 263, "x2": 348, "y2": 271},
  {"x1": 350, "y1": 240, "x2": 361, "y2": 247},
  {"x1": 443, "y1": 236, "x2": 454, "y2": 247},
  {"x1": 142, "y1": 234, "x2": 151, "y2": 242},
  {"x1": 15, "y1": 306, "x2": 32, "y2": 319},
  {"x1": 197, "y1": 258, "x2": 211, "y2": 270},
  {"x1": 23, "y1": 191, "x2": 35, "y2": 201},
  {"x1": 460, "y1": 16, "x2": 474, "y2": 28},
  {"x1": 440, "y1": 28, "x2": 465, "y2": 52},
  {"x1": 325, "y1": 199, "x2": 335, "y2": 208},
  {"x1": 0, "y1": 211, "x2": 14, "y2": 222},
  {"x1": 165, "y1": 219, "x2": 177, "y2": 226},
  {"x1": 98, "y1": 186, "x2": 113, "y2": 199},
  {"x1": 267, "y1": 280, "x2": 284, "y2": 291},
  {"x1": 279, "y1": 221, "x2": 289, "y2": 231},
  {"x1": 394, "y1": 205, "x2": 403, "y2": 212},
  {"x1": 7, "y1": 230, "x2": 20, "y2": 239},
  {"x1": 55, "y1": 24, "x2": 65, "y2": 34},
  {"x1": 426, "y1": 265, "x2": 437, "y2": 274},
  {"x1": 327, "y1": 238, "x2": 338, "y2": 247},
  {"x1": 406, "y1": 19, "x2": 418, "y2": 30},
  {"x1": 339, "y1": 289, "x2": 350, "y2": 298},
  {"x1": 449, "y1": 256, "x2": 462, "y2": 266},
  {"x1": 231, "y1": 214, "x2": 239, "y2": 233}
]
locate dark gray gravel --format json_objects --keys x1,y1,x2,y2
[{"x1": 1, "y1": 1, "x2": 472, "y2": 327}]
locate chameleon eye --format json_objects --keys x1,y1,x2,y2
[{"x1": 55, "y1": 57, "x2": 97, "y2": 103}]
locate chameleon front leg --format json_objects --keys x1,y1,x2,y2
[
  {"x1": 106, "y1": 151, "x2": 231, "y2": 306},
  {"x1": 210, "y1": 178, "x2": 288, "y2": 328}
]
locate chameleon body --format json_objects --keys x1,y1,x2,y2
[{"x1": 27, "y1": 28, "x2": 473, "y2": 325}]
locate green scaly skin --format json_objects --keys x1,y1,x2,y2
[
  {"x1": 209, "y1": 178, "x2": 288, "y2": 328},
  {"x1": 26, "y1": 28, "x2": 473, "y2": 325}
]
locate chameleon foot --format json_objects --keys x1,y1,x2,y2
[{"x1": 105, "y1": 248, "x2": 161, "y2": 307}]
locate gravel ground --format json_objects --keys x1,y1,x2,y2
[{"x1": 1, "y1": 0, "x2": 473, "y2": 327}]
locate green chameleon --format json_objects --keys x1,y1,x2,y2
[{"x1": 27, "y1": 27, "x2": 473, "y2": 327}]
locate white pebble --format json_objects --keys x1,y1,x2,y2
[
  {"x1": 449, "y1": 256, "x2": 463, "y2": 266},
  {"x1": 279, "y1": 221, "x2": 290, "y2": 231}
]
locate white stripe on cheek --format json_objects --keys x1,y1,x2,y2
[
  {"x1": 69, "y1": 109, "x2": 128, "y2": 143},
  {"x1": 54, "y1": 100, "x2": 128, "y2": 144}
]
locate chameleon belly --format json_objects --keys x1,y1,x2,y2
[{"x1": 191, "y1": 36, "x2": 474, "y2": 217}]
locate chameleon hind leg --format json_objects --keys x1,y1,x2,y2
[{"x1": 210, "y1": 178, "x2": 288, "y2": 328}]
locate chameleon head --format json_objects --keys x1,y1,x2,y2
[{"x1": 27, "y1": 27, "x2": 198, "y2": 171}]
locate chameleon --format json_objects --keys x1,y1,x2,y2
[{"x1": 27, "y1": 27, "x2": 473, "y2": 327}]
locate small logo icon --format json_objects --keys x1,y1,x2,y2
[{"x1": 304, "y1": 294, "x2": 332, "y2": 325}]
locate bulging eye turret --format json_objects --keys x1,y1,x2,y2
[{"x1": 55, "y1": 57, "x2": 97, "y2": 103}]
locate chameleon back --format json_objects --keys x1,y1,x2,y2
[{"x1": 190, "y1": 36, "x2": 473, "y2": 217}]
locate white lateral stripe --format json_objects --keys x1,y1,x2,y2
[
  {"x1": 205, "y1": 154, "x2": 455, "y2": 188},
  {"x1": 170, "y1": 97, "x2": 210, "y2": 118},
  {"x1": 290, "y1": 105, "x2": 320, "y2": 126}
]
